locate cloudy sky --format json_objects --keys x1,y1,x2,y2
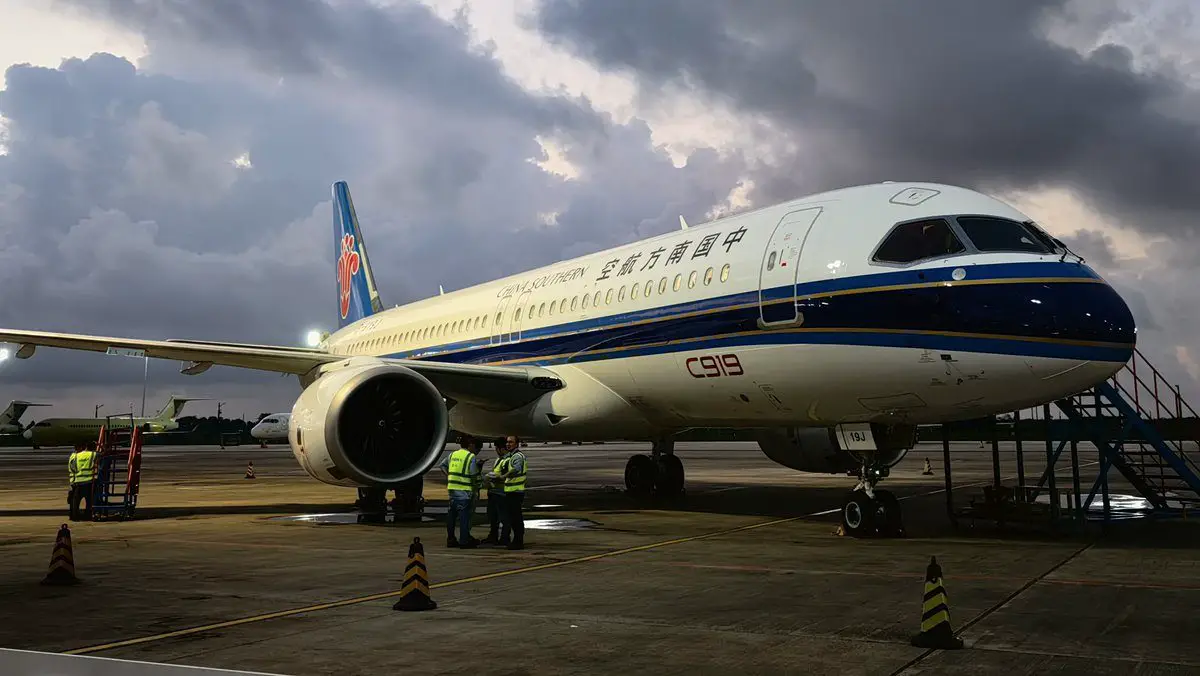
[{"x1": 0, "y1": 0, "x2": 1197, "y2": 421}]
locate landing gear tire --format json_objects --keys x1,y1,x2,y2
[
  {"x1": 654, "y1": 454, "x2": 685, "y2": 499},
  {"x1": 624, "y1": 454, "x2": 656, "y2": 497},
  {"x1": 842, "y1": 489, "x2": 877, "y2": 537},
  {"x1": 874, "y1": 489, "x2": 905, "y2": 538}
]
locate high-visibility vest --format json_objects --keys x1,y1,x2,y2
[
  {"x1": 487, "y1": 456, "x2": 508, "y2": 494},
  {"x1": 69, "y1": 450, "x2": 98, "y2": 484},
  {"x1": 504, "y1": 451, "x2": 527, "y2": 493},
  {"x1": 446, "y1": 449, "x2": 477, "y2": 492}
]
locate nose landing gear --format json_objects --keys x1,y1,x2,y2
[{"x1": 841, "y1": 464, "x2": 906, "y2": 538}]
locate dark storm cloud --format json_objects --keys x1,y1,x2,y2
[
  {"x1": 533, "y1": 0, "x2": 1200, "y2": 235},
  {"x1": 0, "y1": 1, "x2": 744, "y2": 405}
]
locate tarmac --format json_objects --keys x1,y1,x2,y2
[{"x1": 1, "y1": 440, "x2": 1198, "y2": 675}]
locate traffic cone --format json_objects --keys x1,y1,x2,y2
[
  {"x1": 911, "y1": 556, "x2": 963, "y2": 649},
  {"x1": 392, "y1": 537, "x2": 437, "y2": 611},
  {"x1": 244, "y1": 462, "x2": 256, "y2": 479},
  {"x1": 40, "y1": 524, "x2": 80, "y2": 586},
  {"x1": 922, "y1": 458, "x2": 934, "y2": 475}
]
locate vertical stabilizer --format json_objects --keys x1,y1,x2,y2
[{"x1": 332, "y1": 181, "x2": 384, "y2": 329}]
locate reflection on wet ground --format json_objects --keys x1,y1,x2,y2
[
  {"x1": 268, "y1": 504, "x2": 599, "y2": 530},
  {"x1": 1030, "y1": 492, "x2": 1189, "y2": 520}
]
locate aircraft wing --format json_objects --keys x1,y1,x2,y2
[{"x1": 0, "y1": 329, "x2": 562, "y2": 411}]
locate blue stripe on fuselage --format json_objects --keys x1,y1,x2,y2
[{"x1": 356, "y1": 261, "x2": 1133, "y2": 366}]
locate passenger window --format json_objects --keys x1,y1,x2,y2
[
  {"x1": 872, "y1": 218, "x2": 965, "y2": 264},
  {"x1": 688, "y1": 270, "x2": 697, "y2": 289},
  {"x1": 560, "y1": 297, "x2": 568, "y2": 311},
  {"x1": 582, "y1": 294, "x2": 590, "y2": 310},
  {"x1": 659, "y1": 277, "x2": 667, "y2": 294},
  {"x1": 592, "y1": 290, "x2": 601, "y2": 307},
  {"x1": 767, "y1": 251, "x2": 777, "y2": 270},
  {"x1": 539, "y1": 302, "x2": 546, "y2": 317},
  {"x1": 631, "y1": 284, "x2": 640, "y2": 300},
  {"x1": 957, "y1": 216, "x2": 1053, "y2": 254},
  {"x1": 673, "y1": 274, "x2": 682, "y2": 291},
  {"x1": 703, "y1": 267, "x2": 713, "y2": 286},
  {"x1": 645, "y1": 280, "x2": 654, "y2": 297},
  {"x1": 482, "y1": 315, "x2": 489, "y2": 329},
  {"x1": 619, "y1": 286, "x2": 627, "y2": 302},
  {"x1": 605, "y1": 289, "x2": 613, "y2": 305},
  {"x1": 528, "y1": 306, "x2": 535, "y2": 320},
  {"x1": 571, "y1": 296, "x2": 578, "y2": 311},
  {"x1": 549, "y1": 300, "x2": 557, "y2": 315}
]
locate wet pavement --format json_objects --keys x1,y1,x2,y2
[{"x1": 2, "y1": 441, "x2": 1199, "y2": 675}]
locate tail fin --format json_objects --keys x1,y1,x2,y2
[
  {"x1": 332, "y1": 181, "x2": 383, "y2": 329},
  {"x1": 0, "y1": 400, "x2": 50, "y2": 426},
  {"x1": 152, "y1": 396, "x2": 209, "y2": 421}
]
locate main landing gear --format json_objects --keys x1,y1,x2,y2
[
  {"x1": 624, "y1": 438, "x2": 685, "y2": 499},
  {"x1": 841, "y1": 464, "x2": 905, "y2": 538}
]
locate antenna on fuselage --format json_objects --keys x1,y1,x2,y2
[
  {"x1": 439, "y1": 284, "x2": 445, "y2": 295},
  {"x1": 679, "y1": 215, "x2": 689, "y2": 230}
]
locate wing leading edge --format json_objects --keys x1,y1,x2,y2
[{"x1": 0, "y1": 329, "x2": 561, "y2": 411}]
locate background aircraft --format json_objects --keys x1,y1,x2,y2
[
  {"x1": 0, "y1": 180, "x2": 1136, "y2": 535},
  {"x1": 250, "y1": 413, "x2": 290, "y2": 443},
  {"x1": 23, "y1": 395, "x2": 205, "y2": 448},
  {"x1": 0, "y1": 400, "x2": 51, "y2": 435}
]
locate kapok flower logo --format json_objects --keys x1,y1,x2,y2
[{"x1": 337, "y1": 233, "x2": 361, "y2": 319}]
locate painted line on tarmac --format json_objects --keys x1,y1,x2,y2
[{"x1": 64, "y1": 473, "x2": 1014, "y2": 656}]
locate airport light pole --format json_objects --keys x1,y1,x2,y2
[
  {"x1": 94, "y1": 404, "x2": 103, "y2": 418},
  {"x1": 141, "y1": 356, "x2": 148, "y2": 417}
]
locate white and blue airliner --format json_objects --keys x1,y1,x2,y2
[{"x1": 0, "y1": 180, "x2": 1136, "y2": 536}]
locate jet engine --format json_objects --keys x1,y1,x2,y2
[
  {"x1": 754, "y1": 423, "x2": 916, "y2": 474},
  {"x1": 287, "y1": 360, "x2": 448, "y2": 487}
]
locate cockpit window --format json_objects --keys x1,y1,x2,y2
[
  {"x1": 1021, "y1": 221, "x2": 1063, "y2": 252},
  {"x1": 956, "y1": 216, "x2": 1053, "y2": 254},
  {"x1": 263, "y1": 418, "x2": 278, "y2": 424},
  {"x1": 872, "y1": 218, "x2": 965, "y2": 265}
]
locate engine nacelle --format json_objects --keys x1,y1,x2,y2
[
  {"x1": 754, "y1": 424, "x2": 915, "y2": 474},
  {"x1": 288, "y1": 360, "x2": 448, "y2": 487}
]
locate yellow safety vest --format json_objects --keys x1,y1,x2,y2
[
  {"x1": 446, "y1": 449, "x2": 477, "y2": 492},
  {"x1": 69, "y1": 450, "x2": 98, "y2": 484},
  {"x1": 488, "y1": 456, "x2": 508, "y2": 494},
  {"x1": 504, "y1": 451, "x2": 527, "y2": 493}
]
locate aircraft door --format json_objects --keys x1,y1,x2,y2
[
  {"x1": 758, "y1": 207, "x2": 822, "y2": 327},
  {"x1": 491, "y1": 295, "x2": 511, "y2": 345},
  {"x1": 509, "y1": 291, "x2": 531, "y2": 343}
]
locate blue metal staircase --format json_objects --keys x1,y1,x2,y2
[{"x1": 1052, "y1": 348, "x2": 1200, "y2": 514}]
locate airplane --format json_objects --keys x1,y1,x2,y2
[
  {"x1": 23, "y1": 395, "x2": 204, "y2": 448},
  {"x1": 0, "y1": 400, "x2": 52, "y2": 435},
  {"x1": 250, "y1": 413, "x2": 291, "y2": 443},
  {"x1": 0, "y1": 180, "x2": 1136, "y2": 537}
]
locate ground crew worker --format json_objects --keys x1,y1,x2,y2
[
  {"x1": 482, "y1": 441, "x2": 509, "y2": 546},
  {"x1": 495, "y1": 434, "x2": 527, "y2": 550},
  {"x1": 438, "y1": 435, "x2": 481, "y2": 548},
  {"x1": 67, "y1": 441, "x2": 99, "y2": 521}
]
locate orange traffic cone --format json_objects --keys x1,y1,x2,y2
[
  {"x1": 41, "y1": 524, "x2": 80, "y2": 586},
  {"x1": 392, "y1": 537, "x2": 436, "y2": 611},
  {"x1": 244, "y1": 462, "x2": 256, "y2": 479}
]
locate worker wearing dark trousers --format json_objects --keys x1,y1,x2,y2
[
  {"x1": 67, "y1": 441, "x2": 98, "y2": 521},
  {"x1": 482, "y1": 443, "x2": 509, "y2": 546},
  {"x1": 497, "y1": 435, "x2": 527, "y2": 550}
]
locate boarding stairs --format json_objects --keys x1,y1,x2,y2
[
  {"x1": 90, "y1": 415, "x2": 144, "y2": 521},
  {"x1": 1051, "y1": 348, "x2": 1200, "y2": 514}
]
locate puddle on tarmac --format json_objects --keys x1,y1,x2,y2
[
  {"x1": 269, "y1": 502, "x2": 597, "y2": 530},
  {"x1": 1030, "y1": 492, "x2": 1185, "y2": 521}
]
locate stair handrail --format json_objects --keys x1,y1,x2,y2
[{"x1": 1112, "y1": 348, "x2": 1199, "y2": 460}]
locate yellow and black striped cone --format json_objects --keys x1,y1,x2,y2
[
  {"x1": 910, "y1": 556, "x2": 963, "y2": 649},
  {"x1": 392, "y1": 537, "x2": 436, "y2": 611},
  {"x1": 40, "y1": 524, "x2": 80, "y2": 586}
]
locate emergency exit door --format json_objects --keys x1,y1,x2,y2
[{"x1": 758, "y1": 207, "x2": 822, "y2": 326}]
